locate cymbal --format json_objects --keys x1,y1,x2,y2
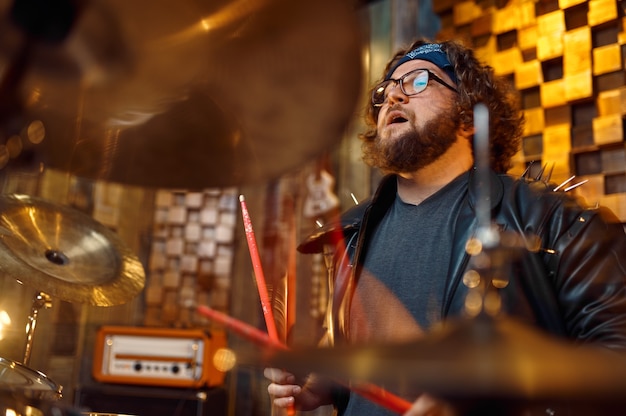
[
  {"x1": 0, "y1": 194, "x2": 145, "y2": 306},
  {"x1": 2, "y1": 0, "x2": 364, "y2": 189},
  {"x1": 257, "y1": 316, "x2": 626, "y2": 401}
]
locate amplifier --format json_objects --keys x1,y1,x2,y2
[{"x1": 93, "y1": 326, "x2": 227, "y2": 388}]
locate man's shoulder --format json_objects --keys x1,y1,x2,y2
[
  {"x1": 497, "y1": 173, "x2": 589, "y2": 207},
  {"x1": 493, "y1": 172, "x2": 621, "y2": 230},
  {"x1": 296, "y1": 201, "x2": 367, "y2": 254}
]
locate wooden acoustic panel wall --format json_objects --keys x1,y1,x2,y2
[
  {"x1": 145, "y1": 188, "x2": 238, "y2": 327},
  {"x1": 433, "y1": 0, "x2": 626, "y2": 221}
]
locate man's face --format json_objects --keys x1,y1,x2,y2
[{"x1": 363, "y1": 60, "x2": 461, "y2": 174}]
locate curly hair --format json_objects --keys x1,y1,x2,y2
[{"x1": 360, "y1": 38, "x2": 524, "y2": 173}]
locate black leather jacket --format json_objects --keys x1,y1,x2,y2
[{"x1": 299, "y1": 169, "x2": 626, "y2": 349}]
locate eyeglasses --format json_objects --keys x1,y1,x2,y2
[{"x1": 371, "y1": 68, "x2": 457, "y2": 107}]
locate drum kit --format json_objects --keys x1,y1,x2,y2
[
  {"x1": 0, "y1": 0, "x2": 363, "y2": 188},
  {"x1": 0, "y1": 193, "x2": 145, "y2": 414},
  {"x1": 0, "y1": 0, "x2": 363, "y2": 413},
  {"x1": 0, "y1": 0, "x2": 625, "y2": 415}
]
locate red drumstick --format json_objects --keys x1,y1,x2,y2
[
  {"x1": 239, "y1": 195, "x2": 279, "y2": 342},
  {"x1": 197, "y1": 305, "x2": 287, "y2": 351},
  {"x1": 196, "y1": 305, "x2": 411, "y2": 414}
]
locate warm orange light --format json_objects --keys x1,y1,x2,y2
[
  {"x1": 213, "y1": 347, "x2": 236, "y2": 372},
  {"x1": 0, "y1": 310, "x2": 12, "y2": 341}
]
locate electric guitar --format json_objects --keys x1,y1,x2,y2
[{"x1": 303, "y1": 169, "x2": 339, "y2": 219}]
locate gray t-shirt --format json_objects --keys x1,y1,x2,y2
[{"x1": 344, "y1": 171, "x2": 469, "y2": 415}]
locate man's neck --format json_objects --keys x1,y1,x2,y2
[{"x1": 396, "y1": 138, "x2": 474, "y2": 205}]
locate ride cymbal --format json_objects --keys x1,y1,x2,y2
[
  {"x1": 0, "y1": 194, "x2": 145, "y2": 306},
  {"x1": 2, "y1": 0, "x2": 364, "y2": 188},
  {"x1": 257, "y1": 316, "x2": 626, "y2": 401}
]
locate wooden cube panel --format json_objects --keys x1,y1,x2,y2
[
  {"x1": 516, "y1": 60, "x2": 544, "y2": 90},
  {"x1": 146, "y1": 188, "x2": 238, "y2": 326},
  {"x1": 563, "y1": 27, "x2": 591, "y2": 76},
  {"x1": 588, "y1": 0, "x2": 618, "y2": 27},
  {"x1": 593, "y1": 114, "x2": 624, "y2": 145},
  {"x1": 597, "y1": 89, "x2": 626, "y2": 116},
  {"x1": 593, "y1": 44, "x2": 622, "y2": 75},
  {"x1": 433, "y1": 0, "x2": 626, "y2": 220}
]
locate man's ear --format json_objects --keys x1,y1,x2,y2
[{"x1": 459, "y1": 124, "x2": 475, "y2": 140}]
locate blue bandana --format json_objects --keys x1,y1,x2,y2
[{"x1": 385, "y1": 43, "x2": 457, "y2": 84}]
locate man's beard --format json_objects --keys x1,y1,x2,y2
[{"x1": 362, "y1": 105, "x2": 461, "y2": 174}]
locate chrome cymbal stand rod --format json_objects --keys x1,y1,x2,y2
[
  {"x1": 23, "y1": 291, "x2": 52, "y2": 366},
  {"x1": 471, "y1": 104, "x2": 501, "y2": 310},
  {"x1": 467, "y1": 104, "x2": 518, "y2": 318}
]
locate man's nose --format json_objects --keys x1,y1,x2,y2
[{"x1": 386, "y1": 83, "x2": 408, "y2": 104}]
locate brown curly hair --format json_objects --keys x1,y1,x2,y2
[{"x1": 360, "y1": 38, "x2": 524, "y2": 173}]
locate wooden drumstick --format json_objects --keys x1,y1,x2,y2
[{"x1": 239, "y1": 195, "x2": 279, "y2": 342}]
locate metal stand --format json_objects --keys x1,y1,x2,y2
[{"x1": 23, "y1": 291, "x2": 52, "y2": 366}]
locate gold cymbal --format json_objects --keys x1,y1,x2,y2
[
  {"x1": 257, "y1": 317, "x2": 626, "y2": 401},
  {"x1": 0, "y1": 194, "x2": 145, "y2": 306},
  {"x1": 3, "y1": 0, "x2": 364, "y2": 188}
]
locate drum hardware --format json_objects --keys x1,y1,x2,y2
[
  {"x1": 256, "y1": 315, "x2": 626, "y2": 402},
  {"x1": 0, "y1": 194, "x2": 145, "y2": 415},
  {"x1": 464, "y1": 103, "x2": 522, "y2": 319},
  {"x1": 0, "y1": 298, "x2": 61, "y2": 416},
  {"x1": 80, "y1": 413, "x2": 138, "y2": 416},
  {"x1": 0, "y1": 193, "x2": 145, "y2": 306},
  {"x1": 0, "y1": 0, "x2": 363, "y2": 189},
  {"x1": 0, "y1": 356, "x2": 63, "y2": 415},
  {"x1": 23, "y1": 291, "x2": 52, "y2": 367}
]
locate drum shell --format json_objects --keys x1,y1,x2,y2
[
  {"x1": 0, "y1": 391, "x2": 52, "y2": 416},
  {"x1": 81, "y1": 413, "x2": 139, "y2": 416},
  {"x1": 0, "y1": 357, "x2": 62, "y2": 415}
]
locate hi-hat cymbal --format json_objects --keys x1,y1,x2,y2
[
  {"x1": 257, "y1": 317, "x2": 626, "y2": 401},
  {"x1": 0, "y1": 194, "x2": 145, "y2": 306},
  {"x1": 2, "y1": 0, "x2": 364, "y2": 189}
]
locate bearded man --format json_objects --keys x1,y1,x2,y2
[{"x1": 265, "y1": 39, "x2": 626, "y2": 416}]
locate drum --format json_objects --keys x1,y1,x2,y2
[
  {"x1": 81, "y1": 414, "x2": 138, "y2": 416},
  {"x1": 0, "y1": 356, "x2": 62, "y2": 416}
]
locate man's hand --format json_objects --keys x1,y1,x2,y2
[
  {"x1": 264, "y1": 368, "x2": 334, "y2": 411},
  {"x1": 403, "y1": 394, "x2": 458, "y2": 416}
]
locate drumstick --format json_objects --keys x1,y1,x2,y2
[
  {"x1": 198, "y1": 305, "x2": 287, "y2": 350},
  {"x1": 239, "y1": 195, "x2": 279, "y2": 342},
  {"x1": 197, "y1": 305, "x2": 411, "y2": 414},
  {"x1": 239, "y1": 195, "x2": 295, "y2": 415}
]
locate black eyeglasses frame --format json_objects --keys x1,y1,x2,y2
[{"x1": 372, "y1": 68, "x2": 458, "y2": 107}]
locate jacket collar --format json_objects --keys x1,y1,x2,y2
[
  {"x1": 297, "y1": 168, "x2": 505, "y2": 254},
  {"x1": 369, "y1": 168, "x2": 504, "y2": 215}
]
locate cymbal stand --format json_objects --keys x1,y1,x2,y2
[
  {"x1": 23, "y1": 291, "x2": 52, "y2": 366},
  {"x1": 465, "y1": 104, "x2": 525, "y2": 318}
]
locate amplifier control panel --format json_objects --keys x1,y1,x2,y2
[{"x1": 93, "y1": 326, "x2": 227, "y2": 388}]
